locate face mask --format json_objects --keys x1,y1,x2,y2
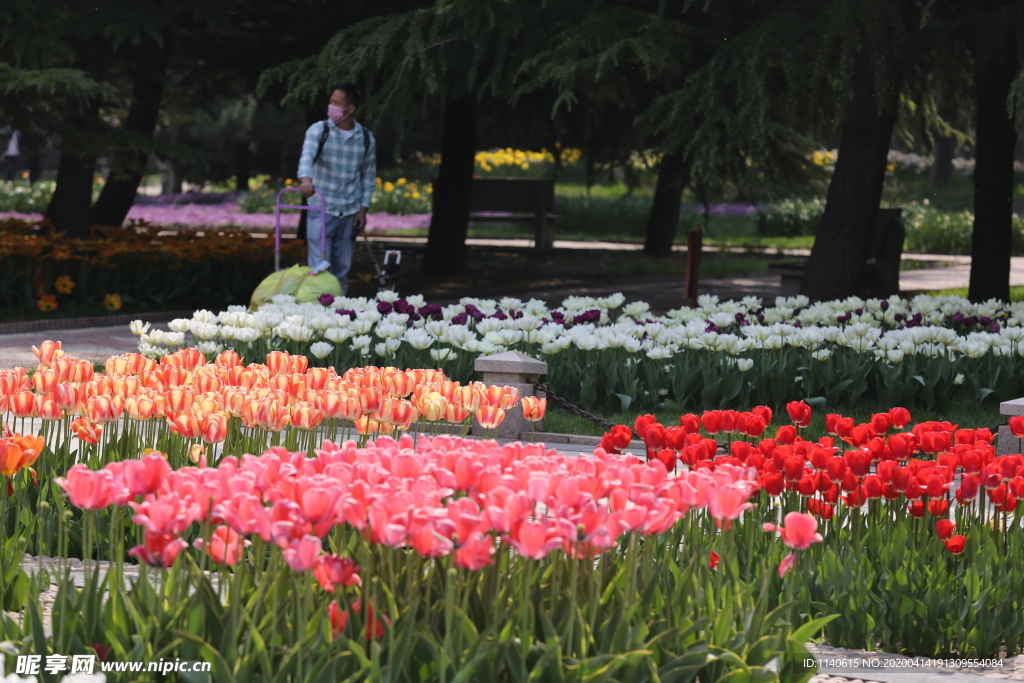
[{"x1": 328, "y1": 104, "x2": 349, "y2": 124}]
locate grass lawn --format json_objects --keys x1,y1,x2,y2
[
  {"x1": 925, "y1": 286, "x2": 1024, "y2": 301},
  {"x1": 543, "y1": 399, "x2": 1005, "y2": 440}
]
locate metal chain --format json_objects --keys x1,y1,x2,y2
[{"x1": 535, "y1": 383, "x2": 622, "y2": 432}]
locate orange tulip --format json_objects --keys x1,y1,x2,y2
[
  {"x1": 220, "y1": 388, "x2": 247, "y2": 416},
  {"x1": 126, "y1": 396, "x2": 159, "y2": 421},
  {"x1": 266, "y1": 351, "x2": 292, "y2": 376},
  {"x1": 354, "y1": 416, "x2": 381, "y2": 436},
  {"x1": 438, "y1": 380, "x2": 460, "y2": 402},
  {"x1": 383, "y1": 370, "x2": 412, "y2": 398},
  {"x1": 194, "y1": 394, "x2": 223, "y2": 415},
  {"x1": 162, "y1": 347, "x2": 206, "y2": 370},
  {"x1": 87, "y1": 395, "x2": 124, "y2": 423},
  {"x1": 483, "y1": 385, "x2": 505, "y2": 408},
  {"x1": 0, "y1": 369, "x2": 29, "y2": 395},
  {"x1": 290, "y1": 401, "x2": 324, "y2": 430},
  {"x1": 51, "y1": 383, "x2": 81, "y2": 411},
  {"x1": 164, "y1": 387, "x2": 195, "y2": 413},
  {"x1": 445, "y1": 403, "x2": 470, "y2": 424},
  {"x1": 498, "y1": 386, "x2": 521, "y2": 410},
  {"x1": 9, "y1": 391, "x2": 37, "y2": 418},
  {"x1": 159, "y1": 365, "x2": 190, "y2": 388},
  {"x1": 476, "y1": 406, "x2": 506, "y2": 431},
  {"x1": 521, "y1": 396, "x2": 547, "y2": 422},
  {"x1": 0, "y1": 442, "x2": 35, "y2": 477},
  {"x1": 200, "y1": 413, "x2": 229, "y2": 444},
  {"x1": 35, "y1": 395, "x2": 64, "y2": 421},
  {"x1": 31, "y1": 340, "x2": 64, "y2": 367},
  {"x1": 111, "y1": 376, "x2": 142, "y2": 399},
  {"x1": 69, "y1": 359, "x2": 94, "y2": 383},
  {"x1": 389, "y1": 400, "x2": 416, "y2": 427},
  {"x1": 195, "y1": 373, "x2": 222, "y2": 394},
  {"x1": 458, "y1": 386, "x2": 484, "y2": 413},
  {"x1": 307, "y1": 367, "x2": 330, "y2": 391},
  {"x1": 214, "y1": 349, "x2": 243, "y2": 368},
  {"x1": 31, "y1": 368, "x2": 59, "y2": 394},
  {"x1": 418, "y1": 392, "x2": 446, "y2": 422},
  {"x1": 359, "y1": 386, "x2": 381, "y2": 414},
  {"x1": 105, "y1": 356, "x2": 132, "y2": 377},
  {"x1": 167, "y1": 412, "x2": 203, "y2": 439},
  {"x1": 71, "y1": 417, "x2": 103, "y2": 444}
]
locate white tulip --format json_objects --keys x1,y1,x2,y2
[{"x1": 309, "y1": 341, "x2": 333, "y2": 359}]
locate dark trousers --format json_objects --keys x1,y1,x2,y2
[{"x1": 2, "y1": 156, "x2": 18, "y2": 182}]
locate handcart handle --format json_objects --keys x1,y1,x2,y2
[{"x1": 274, "y1": 188, "x2": 327, "y2": 272}]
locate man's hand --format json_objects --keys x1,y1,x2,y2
[
  {"x1": 298, "y1": 177, "x2": 314, "y2": 198},
  {"x1": 354, "y1": 207, "x2": 368, "y2": 233}
]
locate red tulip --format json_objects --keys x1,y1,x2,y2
[
  {"x1": 956, "y1": 474, "x2": 980, "y2": 504},
  {"x1": 776, "y1": 425, "x2": 796, "y2": 445},
  {"x1": 455, "y1": 532, "x2": 495, "y2": 570},
  {"x1": 889, "y1": 407, "x2": 911, "y2": 429},
  {"x1": 745, "y1": 414, "x2": 767, "y2": 438},
  {"x1": 786, "y1": 401, "x2": 812, "y2": 428},
  {"x1": 927, "y1": 499, "x2": 950, "y2": 516},
  {"x1": 1010, "y1": 416, "x2": 1024, "y2": 437},
  {"x1": 752, "y1": 405, "x2": 773, "y2": 427},
  {"x1": 700, "y1": 411, "x2": 722, "y2": 435},
  {"x1": 761, "y1": 472, "x2": 785, "y2": 496},
  {"x1": 863, "y1": 475, "x2": 883, "y2": 498},
  {"x1": 643, "y1": 424, "x2": 666, "y2": 451},
  {"x1": 908, "y1": 500, "x2": 924, "y2": 518},
  {"x1": 195, "y1": 526, "x2": 250, "y2": 566},
  {"x1": 935, "y1": 519, "x2": 955, "y2": 540},
  {"x1": 634, "y1": 414, "x2": 657, "y2": 438},
  {"x1": 944, "y1": 535, "x2": 966, "y2": 554},
  {"x1": 679, "y1": 413, "x2": 701, "y2": 434},
  {"x1": 328, "y1": 601, "x2": 349, "y2": 635},
  {"x1": 128, "y1": 531, "x2": 189, "y2": 568},
  {"x1": 705, "y1": 551, "x2": 719, "y2": 570},
  {"x1": 870, "y1": 413, "x2": 892, "y2": 434}
]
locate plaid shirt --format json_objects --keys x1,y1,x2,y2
[{"x1": 297, "y1": 120, "x2": 376, "y2": 217}]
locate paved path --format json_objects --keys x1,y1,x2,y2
[{"x1": 0, "y1": 326, "x2": 139, "y2": 371}]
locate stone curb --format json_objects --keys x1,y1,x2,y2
[{"x1": 0, "y1": 311, "x2": 193, "y2": 336}]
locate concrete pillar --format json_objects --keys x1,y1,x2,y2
[
  {"x1": 472, "y1": 350, "x2": 547, "y2": 440},
  {"x1": 997, "y1": 398, "x2": 1024, "y2": 455}
]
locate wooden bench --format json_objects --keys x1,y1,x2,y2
[
  {"x1": 768, "y1": 208, "x2": 905, "y2": 297},
  {"x1": 461, "y1": 177, "x2": 563, "y2": 250}
]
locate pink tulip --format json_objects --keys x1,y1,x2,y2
[
  {"x1": 706, "y1": 484, "x2": 754, "y2": 521},
  {"x1": 509, "y1": 520, "x2": 563, "y2": 560},
  {"x1": 123, "y1": 455, "x2": 172, "y2": 496},
  {"x1": 763, "y1": 512, "x2": 824, "y2": 550},
  {"x1": 55, "y1": 465, "x2": 115, "y2": 510},
  {"x1": 778, "y1": 552, "x2": 798, "y2": 578},
  {"x1": 455, "y1": 532, "x2": 495, "y2": 570},
  {"x1": 130, "y1": 493, "x2": 202, "y2": 535},
  {"x1": 282, "y1": 535, "x2": 323, "y2": 572},
  {"x1": 194, "y1": 526, "x2": 250, "y2": 565},
  {"x1": 312, "y1": 554, "x2": 361, "y2": 591}
]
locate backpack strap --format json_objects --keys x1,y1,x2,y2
[
  {"x1": 313, "y1": 122, "x2": 371, "y2": 167},
  {"x1": 312, "y1": 121, "x2": 330, "y2": 165}
]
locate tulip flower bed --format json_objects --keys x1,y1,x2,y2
[
  {"x1": 0, "y1": 344, "x2": 829, "y2": 681},
  {"x1": 0, "y1": 220, "x2": 306, "y2": 314},
  {"x1": 597, "y1": 401, "x2": 1024, "y2": 657},
  {"x1": 140, "y1": 291, "x2": 1024, "y2": 413}
]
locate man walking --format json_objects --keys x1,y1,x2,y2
[{"x1": 297, "y1": 83, "x2": 376, "y2": 294}]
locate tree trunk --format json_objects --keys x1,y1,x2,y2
[
  {"x1": 234, "y1": 141, "x2": 251, "y2": 193},
  {"x1": 424, "y1": 97, "x2": 477, "y2": 274},
  {"x1": 800, "y1": 64, "x2": 900, "y2": 301},
  {"x1": 643, "y1": 149, "x2": 689, "y2": 257},
  {"x1": 90, "y1": 41, "x2": 167, "y2": 228},
  {"x1": 45, "y1": 146, "x2": 97, "y2": 238},
  {"x1": 968, "y1": 36, "x2": 1017, "y2": 303},
  {"x1": 929, "y1": 133, "x2": 955, "y2": 190}
]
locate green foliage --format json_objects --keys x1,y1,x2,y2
[{"x1": 754, "y1": 199, "x2": 825, "y2": 237}]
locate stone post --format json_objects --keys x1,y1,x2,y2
[
  {"x1": 472, "y1": 350, "x2": 548, "y2": 440},
  {"x1": 997, "y1": 398, "x2": 1024, "y2": 455}
]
